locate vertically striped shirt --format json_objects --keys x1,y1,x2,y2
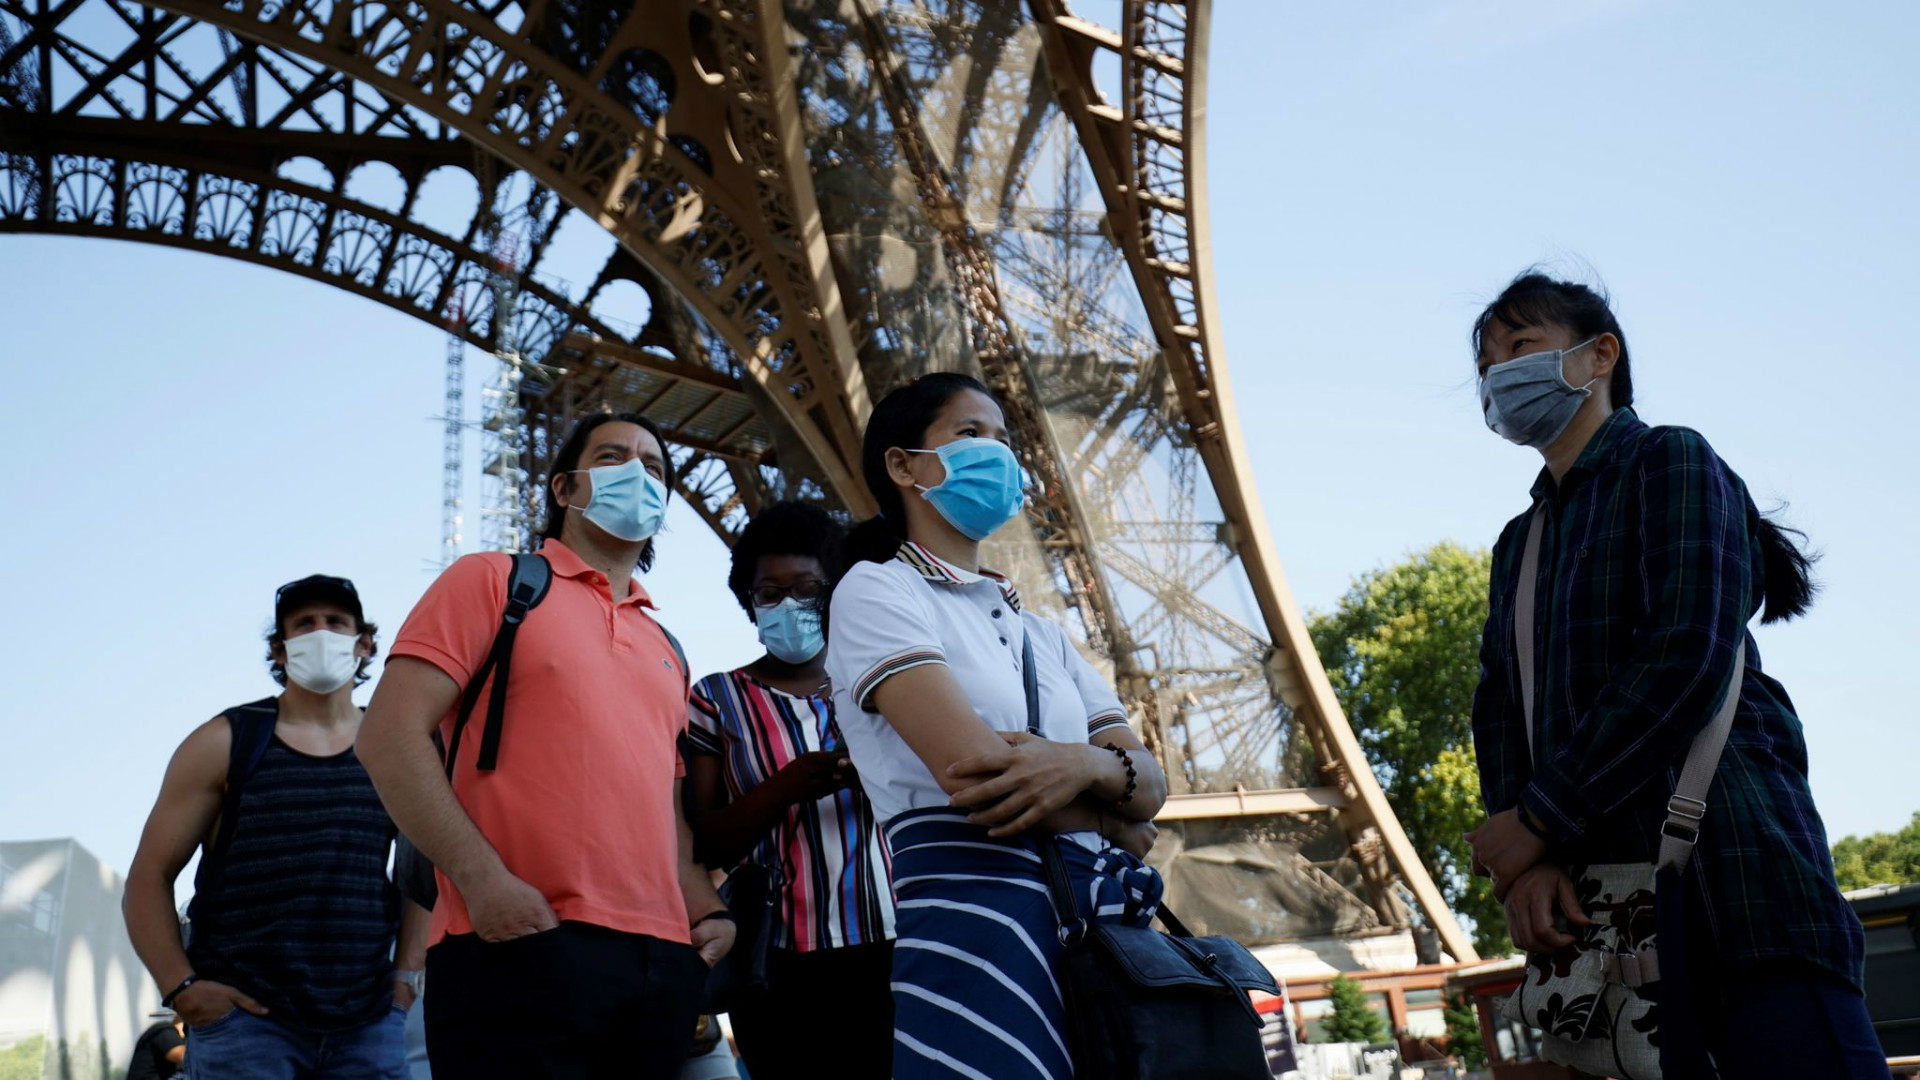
[{"x1": 685, "y1": 671, "x2": 895, "y2": 952}]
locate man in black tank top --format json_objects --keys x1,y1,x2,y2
[{"x1": 124, "y1": 576, "x2": 425, "y2": 1079}]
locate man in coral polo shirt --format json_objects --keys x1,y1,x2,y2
[{"x1": 358, "y1": 412, "x2": 733, "y2": 1078}]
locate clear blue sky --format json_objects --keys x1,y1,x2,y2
[{"x1": 2, "y1": 0, "x2": 1914, "y2": 892}]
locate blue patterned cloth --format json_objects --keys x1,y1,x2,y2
[{"x1": 885, "y1": 809, "x2": 1162, "y2": 1080}]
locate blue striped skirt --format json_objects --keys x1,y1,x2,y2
[{"x1": 884, "y1": 808, "x2": 1164, "y2": 1080}]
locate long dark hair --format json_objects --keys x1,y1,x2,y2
[
  {"x1": 541, "y1": 410, "x2": 676, "y2": 571},
  {"x1": 1473, "y1": 271, "x2": 1816, "y2": 622},
  {"x1": 839, "y1": 373, "x2": 995, "y2": 572}
]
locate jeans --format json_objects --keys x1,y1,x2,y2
[
  {"x1": 425, "y1": 922, "x2": 707, "y2": 1079},
  {"x1": 185, "y1": 1006, "x2": 407, "y2": 1080},
  {"x1": 402, "y1": 996, "x2": 430, "y2": 1080}
]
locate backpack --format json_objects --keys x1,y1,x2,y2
[
  {"x1": 442, "y1": 552, "x2": 691, "y2": 779},
  {"x1": 191, "y1": 697, "x2": 281, "y2": 916}
]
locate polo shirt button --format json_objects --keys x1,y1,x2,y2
[
  {"x1": 991, "y1": 609, "x2": 1002, "y2": 618},
  {"x1": 999, "y1": 637, "x2": 1008, "y2": 645}
]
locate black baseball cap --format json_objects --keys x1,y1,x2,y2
[{"x1": 274, "y1": 574, "x2": 365, "y2": 628}]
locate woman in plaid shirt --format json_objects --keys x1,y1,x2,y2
[{"x1": 1463, "y1": 272, "x2": 1883, "y2": 1076}]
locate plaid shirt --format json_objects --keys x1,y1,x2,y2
[{"x1": 1472, "y1": 408, "x2": 1863, "y2": 987}]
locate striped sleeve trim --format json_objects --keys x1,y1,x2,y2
[
  {"x1": 1087, "y1": 710, "x2": 1130, "y2": 736},
  {"x1": 854, "y1": 649, "x2": 947, "y2": 711},
  {"x1": 681, "y1": 722, "x2": 725, "y2": 756}
]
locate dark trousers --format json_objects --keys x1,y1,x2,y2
[
  {"x1": 425, "y1": 922, "x2": 706, "y2": 1080},
  {"x1": 729, "y1": 940, "x2": 894, "y2": 1080},
  {"x1": 1699, "y1": 960, "x2": 1891, "y2": 1078}
]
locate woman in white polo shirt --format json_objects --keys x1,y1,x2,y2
[{"x1": 826, "y1": 373, "x2": 1167, "y2": 1080}]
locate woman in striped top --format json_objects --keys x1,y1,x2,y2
[{"x1": 683, "y1": 501, "x2": 895, "y2": 1080}]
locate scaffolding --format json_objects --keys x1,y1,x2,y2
[
  {"x1": 439, "y1": 308, "x2": 466, "y2": 570},
  {"x1": 457, "y1": 164, "x2": 560, "y2": 557},
  {"x1": 478, "y1": 229, "x2": 532, "y2": 554}
]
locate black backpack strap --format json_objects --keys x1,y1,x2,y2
[
  {"x1": 198, "y1": 699, "x2": 278, "y2": 900},
  {"x1": 445, "y1": 553, "x2": 551, "y2": 779}
]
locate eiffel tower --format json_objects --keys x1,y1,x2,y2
[{"x1": 0, "y1": 0, "x2": 1475, "y2": 962}]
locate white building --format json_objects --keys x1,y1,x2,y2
[{"x1": 1, "y1": 838, "x2": 162, "y2": 1079}]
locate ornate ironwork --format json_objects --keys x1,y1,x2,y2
[{"x1": 0, "y1": 0, "x2": 1474, "y2": 958}]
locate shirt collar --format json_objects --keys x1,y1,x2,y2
[
  {"x1": 538, "y1": 537, "x2": 656, "y2": 608},
  {"x1": 895, "y1": 541, "x2": 1022, "y2": 612},
  {"x1": 1529, "y1": 406, "x2": 1648, "y2": 503}
]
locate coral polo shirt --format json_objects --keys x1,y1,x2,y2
[{"x1": 390, "y1": 539, "x2": 691, "y2": 947}]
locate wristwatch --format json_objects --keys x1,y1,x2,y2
[{"x1": 395, "y1": 969, "x2": 425, "y2": 997}]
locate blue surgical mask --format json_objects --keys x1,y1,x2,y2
[
  {"x1": 568, "y1": 458, "x2": 668, "y2": 542},
  {"x1": 907, "y1": 437, "x2": 1027, "y2": 541},
  {"x1": 1479, "y1": 338, "x2": 1599, "y2": 449},
  {"x1": 756, "y1": 597, "x2": 824, "y2": 664}
]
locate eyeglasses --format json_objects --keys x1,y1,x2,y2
[{"x1": 751, "y1": 580, "x2": 827, "y2": 609}]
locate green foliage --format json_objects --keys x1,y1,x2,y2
[
  {"x1": 1444, "y1": 993, "x2": 1488, "y2": 1069},
  {"x1": 1308, "y1": 543, "x2": 1509, "y2": 955},
  {"x1": 0, "y1": 1035, "x2": 47, "y2": 1080},
  {"x1": 1322, "y1": 974, "x2": 1388, "y2": 1044},
  {"x1": 1831, "y1": 811, "x2": 1920, "y2": 891}
]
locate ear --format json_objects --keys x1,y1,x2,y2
[
  {"x1": 356, "y1": 631, "x2": 375, "y2": 659},
  {"x1": 1588, "y1": 333, "x2": 1621, "y2": 380},
  {"x1": 551, "y1": 470, "x2": 575, "y2": 511},
  {"x1": 883, "y1": 446, "x2": 919, "y2": 490}
]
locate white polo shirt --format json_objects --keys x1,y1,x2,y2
[{"x1": 826, "y1": 541, "x2": 1132, "y2": 825}]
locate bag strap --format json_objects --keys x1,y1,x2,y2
[
  {"x1": 1022, "y1": 631, "x2": 1197, "y2": 946},
  {"x1": 1514, "y1": 502, "x2": 1746, "y2": 872},
  {"x1": 1023, "y1": 638, "x2": 1260, "y2": 1024},
  {"x1": 445, "y1": 553, "x2": 552, "y2": 779},
  {"x1": 1025, "y1": 632, "x2": 1090, "y2": 944},
  {"x1": 199, "y1": 699, "x2": 278, "y2": 896}
]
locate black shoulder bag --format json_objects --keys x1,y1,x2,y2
[
  {"x1": 699, "y1": 827, "x2": 786, "y2": 1014},
  {"x1": 1021, "y1": 631, "x2": 1280, "y2": 1080}
]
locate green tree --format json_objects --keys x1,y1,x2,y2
[
  {"x1": 1831, "y1": 811, "x2": 1920, "y2": 890},
  {"x1": 1308, "y1": 543, "x2": 1508, "y2": 955},
  {"x1": 1322, "y1": 974, "x2": 1388, "y2": 1043},
  {"x1": 0, "y1": 1035, "x2": 46, "y2": 1080},
  {"x1": 1444, "y1": 992, "x2": 1488, "y2": 1069}
]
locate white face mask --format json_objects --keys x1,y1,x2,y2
[{"x1": 283, "y1": 629, "x2": 362, "y2": 694}]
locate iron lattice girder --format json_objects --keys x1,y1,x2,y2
[
  {"x1": 850, "y1": 0, "x2": 1130, "y2": 668},
  {"x1": 0, "y1": 113, "x2": 616, "y2": 358},
  {"x1": 0, "y1": 0, "x2": 683, "y2": 357},
  {"x1": 1, "y1": 0, "x2": 1477, "y2": 958},
  {"x1": 120, "y1": 0, "x2": 872, "y2": 511},
  {"x1": 1030, "y1": 0, "x2": 1474, "y2": 960},
  {"x1": 540, "y1": 332, "x2": 776, "y2": 465}
]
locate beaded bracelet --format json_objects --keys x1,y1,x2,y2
[{"x1": 1103, "y1": 743, "x2": 1137, "y2": 808}]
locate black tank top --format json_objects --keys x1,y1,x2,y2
[{"x1": 187, "y1": 702, "x2": 399, "y2": 1032}]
